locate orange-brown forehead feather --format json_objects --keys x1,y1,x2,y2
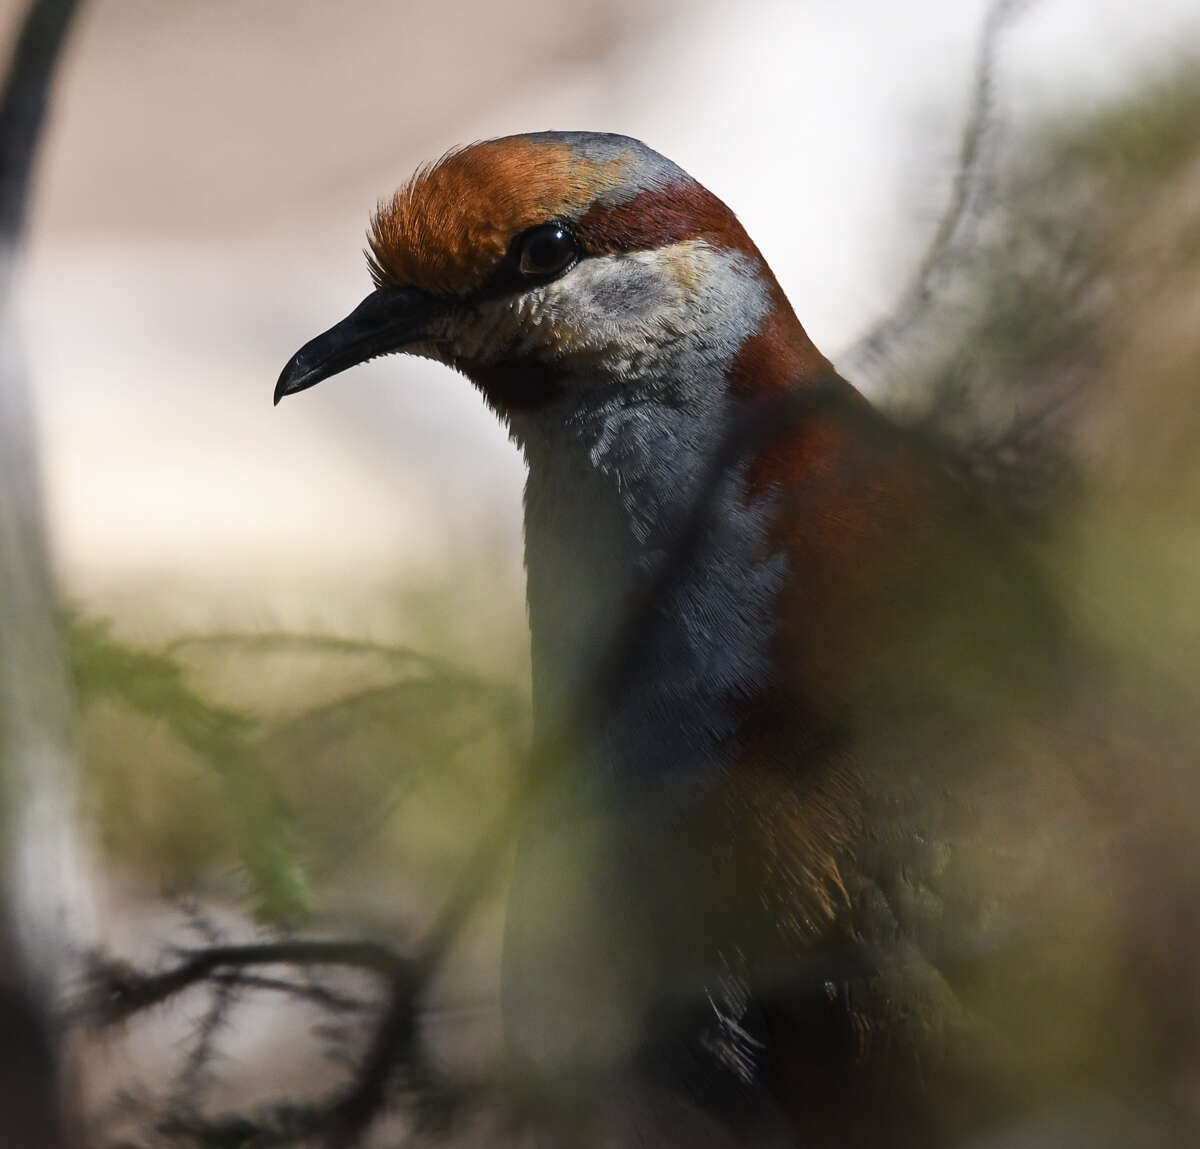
[{"x1": 367, "y1": 137, "x2": 634, "y2": 296}]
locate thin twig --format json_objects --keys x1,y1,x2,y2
[
  {"x1": 841, "y1": 0, "x2": 1038, "y2": 375},
  {"x1": 86, "y1": 940, "x2": 413, "y2": 1027}
]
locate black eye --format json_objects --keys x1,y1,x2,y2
[{"x1": 517, "y1": 224, "x2": 578, "y2": 279}]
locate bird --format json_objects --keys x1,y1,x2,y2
[{"x1": 275, "y1": 133, "x2": 1140, "y2": 1148}]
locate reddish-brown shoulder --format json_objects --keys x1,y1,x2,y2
[
  {"x1": 728, "y1": 275, "x2": 835, "y2": 397},
  {"x1": 747, "y1": 396, "x2": 941, "y2": 709}
]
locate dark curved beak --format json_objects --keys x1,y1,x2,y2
[{"x1": 274, "y1": 286, "x2": 450, "y2": 405}]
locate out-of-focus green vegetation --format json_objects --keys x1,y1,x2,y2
[
  {"x1": 70, "y1": 618, "x2": 529, "y2": 932},
  {"x1": 882, "y1": 57, "x2": 1200, "y2": 690},
  {"x1": 70, "y1": 617, "x2": 306, "y2": 925},
  {"x1": 881, "y1": 59, "x2": 1200, "y2": 1118},
  {"x1": 1056, "y1": 63, "x2": 1200, "y2": 186},
  {"x1": 888, "y1": 58, "x2": 1200, "y2": 501}
]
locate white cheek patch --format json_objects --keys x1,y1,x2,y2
[
  {"x1": 446, "y1": 241, "x2": 769, "y2": 382},
  {"x1": 531, "y1": 249, "x2": 692, "y2": 356}
]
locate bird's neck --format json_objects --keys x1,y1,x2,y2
[
  {"x1": 522, "y1": 395, "x2": 783, "y2": 794},
  {"x1": 505, "y1": 282, "x2": 828, "y2": 796}
]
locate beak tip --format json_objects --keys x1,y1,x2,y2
[
  {"x1": 274, "y1": 286, "x2": 435, "y2": 409},
  {"x1": 274, "y1": 356, "x2": 307, "y2": 406}
]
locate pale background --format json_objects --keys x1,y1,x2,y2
[{"x1": 7, "y1": 0, "x2": 1200, "y2": 644}]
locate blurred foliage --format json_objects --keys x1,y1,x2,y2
[
  {"x1": 68, "y1": 619, "x2": 529, "y2": 931},
  {"x1": 887, "y1": 57, "x2": 1200, "y2": 504},
  {"x1": 1055, "y1": 61, "x2": 1200, "y2": 186},
  {"x1": 68, "y1": 617, "x2": 309, "y2": 925},
  {"x1": 839, "y1": 60, "x2": 1200, "y2": 1132}
]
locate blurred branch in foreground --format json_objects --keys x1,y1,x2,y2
[
  {"x1": 841, "y1": 0, "x2": 1037, "y2": 379},
  {"x1": 0, "y1": 0, "x2": 86, "y2": 1146}
]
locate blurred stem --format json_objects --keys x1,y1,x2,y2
[
  {"x1": 0, "y1": 0, "x2": 85, "y2": 1146},
  {"x1": 0, "y1": 0, "x2": 80, "y2": 273}
]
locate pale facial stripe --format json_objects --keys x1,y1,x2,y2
[{"x1": 449, "y1": 240, "x2": 770, "y2": 387}]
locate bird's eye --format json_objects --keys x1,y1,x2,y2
[{"x1": 517, "y1": 224, "x2": 578, "y2": 279}]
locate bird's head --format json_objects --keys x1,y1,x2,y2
[{"x1": 276, "y1": 132, "x2": 831, "y2": 423}]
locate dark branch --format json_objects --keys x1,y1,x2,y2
[
  {"x1": 0, "y1": 4, "x2": 85, "y2": 1148},
  {"x1": 0, "y1": 0, "x2": 80, "y2": 254},
  {"x1": 85, "y1": 940, "x2": 413, "y2": 1027}
]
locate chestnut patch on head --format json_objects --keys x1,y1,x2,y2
[
  {"x1": 366, "y1": 136, "x2": 632, "y2": 297},
  {"x1": 574, "y1": 181, "x2": 758, "y2": 260}
]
